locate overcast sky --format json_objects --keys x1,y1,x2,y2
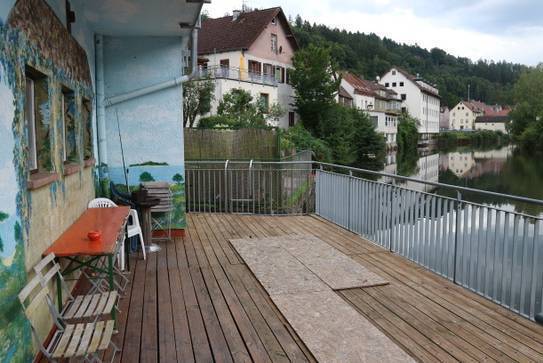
[{"x1": 205, "y1": 0, "x2": 543, "y2": 66}]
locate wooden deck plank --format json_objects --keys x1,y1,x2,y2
[
  {"x1": 140, "y1": 249, "x2": 158, "y2": 362},
  {"x1": 99, "y1": 213, "x2": 543, "y2": 363},
  {"x1": 157, "y1": 241, "x2": 177, "y2": 363},
  {"x1": 165, "y1": 241, "x2": 194, "y2": 363}
]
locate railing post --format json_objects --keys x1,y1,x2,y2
[
  {"x1": 453, "y1": 190, "x2": 462, "y2": 284},
  {"x1": 249, "y1": 159, "x2": 254, "y2": 214},
  {"x1": 389, "y1": 179, "x2": 395, "y2": 252},
  {"x1": 348, "y1": 170, "x2": 353, "y2": 230},
  {"x1": 224, "y1": 160, "x2": 229, "y2": 213}
]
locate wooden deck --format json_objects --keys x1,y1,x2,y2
[{"x1": 107, "y1": 213, "x2": 543, "y2": 362}]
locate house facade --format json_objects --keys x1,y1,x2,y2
[
  {"x1": 379, "y1": 67, "x2": 440, "y2": 137},
  {"x1": 0, "y1": 0, "x2": 203, "y2": 359},
  {"x1": 197, "y1": 7, "x2": 298, "y2": 129},
  {"x1": 341, "y1": 72, "x2": 401, "y2": 148},
  {"x1": 450, "y1": 100, "x2": 510, "y2": 132}
]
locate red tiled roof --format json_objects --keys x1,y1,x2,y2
[
  {"x1": 198, "y1": 7, "x2": 298, "y2": 55},
  {"x1": 342, "y1": 72, "x2": 398, "y2": 101},
  {"x1": 461, "y1": 100, "x2": 510, "y2": 117}
]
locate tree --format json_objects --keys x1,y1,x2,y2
[
  {"x1": 172, "y1": 173, "x2": 184, "y2": 184},
  {"x1": 200, "y1": 88, "x2": 284, "y2": 128},
  {"x1": 510, "y1": 66, "x2": 543, "y2": 147},
  {"x1": 183, "y1": 79, "x2": 215, "y2": 127},
  {"x1": 289, "y1": 44, "x2": 340, "y2": 136},
  {"x1": 139, "y1": 172, "x2": 155, "y2": 183},
  {"x1": 0, "y1": 212, "x2": 7, "y2": 222}
]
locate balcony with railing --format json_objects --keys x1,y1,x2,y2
[{"x1": 198, "y1": 65, "x2": 278, "y2": 86}]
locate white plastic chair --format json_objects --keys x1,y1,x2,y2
[
  {"x1": 88, "y1": 197, "x2": 117, "y2": 208},
  {"x1": 88, "y1": 198, "x2": 146, "y2": 266}
]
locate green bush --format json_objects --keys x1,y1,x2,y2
[
  {"x1": 397, "y1": 114, "x2": 419, "y2": 154},
  {"x1": 280, "y1": 123, "x2": 333, "y2": 162}
]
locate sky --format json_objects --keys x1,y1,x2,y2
[{"x1": 204, "y1": 0, "x2": 543, "y2": 66}]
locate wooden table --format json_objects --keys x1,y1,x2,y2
[{"x1": 44, "y1": 206, "x2": 130, "y2": 322}]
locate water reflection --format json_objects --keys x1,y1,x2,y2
[{"x1": 382, "y1": 145, "x2": 543, "y2": 217}]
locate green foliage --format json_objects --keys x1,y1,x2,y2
[
  {"x1": 438, "y1": 130, "x2": 510, "y2": 150},
  {"x1": 172, "y1": 173, "x2": 184, "y2": 184},
  {"x1": 0, "y1": 212, "x2": 7, "y2": 223},
  {"x1": 280, "y1": 123, "x2": 333, "y2": 162},
  {"x1": 129, "y1": 161, "x2": 168, "y2": 167},
  {"x1": 139, "y1": 172, "x2": 155, "y2": 183},
  {"x1": 397, "y1": 114, "x2": 419, "y2": 154},
  {"x1": 183, "y1": 79, "x2": 215, "y2": 127},
  {"x1": 289, "y1": 44, "x2": 340, "y2": 136},
  {"x1": 200, "y1": 88, "x2": 284, "y2": 129},
  {"x1": 292, "y1": 16, "x2": 527, "y2": 107},
  {"x1": 509, "y1": 66, "x2": 543, "y2": 152}
]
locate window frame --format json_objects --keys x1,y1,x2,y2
[
  {"x1": 25, "y1": 77, "x2": 38, "y2": 172},
  {"x1": 271, "y1": 33, "x2": 278, "y2": 54}
]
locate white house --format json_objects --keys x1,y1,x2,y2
[
  {"x1": 450, "y1": 100, "x2": 510, "y2": 132},
  {"x1": 197, "y1": 7, "x2": 298, "y2": 128},
  {"x1": 449, "y1": 100, "x2": 485, "y2": 130},
  {"x1": 341, "y1": 72, "x2": 401, "y2": 148},
  {"x1": 379, "y1": 67, "x2": 440, "y2": 137}
]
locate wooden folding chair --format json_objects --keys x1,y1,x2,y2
[
  {"x1": 34, "y1": 253, "x2": 119, "y2": 323},
  {"x1": 18, "y1": 275, "x2": 119, "y2": 362}
]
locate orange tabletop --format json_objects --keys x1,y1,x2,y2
[{"x1": 44, "y1": 206, "x2": 130, "y2": 257}]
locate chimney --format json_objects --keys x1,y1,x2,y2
[{"x1": 232, "y1": 10, "x2": 241, "y2": 21}]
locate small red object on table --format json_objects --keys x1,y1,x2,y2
[{"x1": 44, "y1": 206, "x2": 130, "y2": 322}]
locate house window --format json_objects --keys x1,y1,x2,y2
[
  {"x1": 392, "y1": 82, "x2": 397, "y2": 87},
  {"x1": 385, "y1": 82, "x2": 389, "y2": 87},
  {"x1": 401, "y1": 94, "x2": 406, "y2": 101},
  {"x1": 220, "y1": 59, "x2": 229, "y2": 69},
  {"x1": 25, "y1": 68, "x2": 51, "y2": 172},
  {"x1": 82, "y1": 98, "x2": 93, "y2": 160},
  {"x1": 400, "y1": 82, "x2": 404, "y2": 86},
  {"x1": 286, "y1": 68, "x2": 291, "y2": 84},
  {"x1": 275, "y1": 66, "x2": 285, "y2": 83},
  {"x1": 248, "y1": 60, "x2": 261, "y2": 75},
  {"x1": 61, "y1": 87, "x2": 77, "y2": 162},
  {"x1": 271, "y1": 17, "x2": 277, "y2": 25},
  {"x1": 289, "y1": 112, "x2": 295, "y2": 127},
  {"x1": 392, "y1": 70, "x2": 396, "y2": 75},
  {"x1": 271, "y1": 34, "x2": 278, "y2": 54},
  {"x1": 263, "y1": 63, "x2": 273, "y2": 76},
  {"x1": 259, "y1": 93, "x2": 269, "y2": 112}
]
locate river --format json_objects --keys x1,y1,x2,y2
[{"x1": 381, "y1": 144, "x2": 543, "y2": 218}]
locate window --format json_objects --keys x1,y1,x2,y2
[
  {"x1": 271, "y1": 34, "x2": 278, "y2": 54},
  {"x1": 385, "y1": 82, "x2": 389, "y2": 87},
  {"x1": 259, "y1": 93, "x2": 269, "y2": 112},
  {"x1": 392, "y1": 82, "x2": 397, "y2": 87},
  {"x1": 82, "y1": 98, "x2": 92, "y2": 160},
  {"x1": 220, "y1": 59, "x2": 229, "y2": 69},
  {"x1": 248, "y1": 60, "x2": 261, "y2": 75},
  {"x1": 271, "y1": 17, "x2": 277, "y2": 25},
  {"x1": 274, "y1": 66, "x2": 285, "y2": 83},
  {"x1": 286, "y1": 68, "x2": 291, "y2": 84},
  {"x1": 392, "y1": 70, "x2": 396, "y2": 75},
  {"x1": 289, "y1": 112, "x2": 295, "y2": 127},
  {"x1": 61, "y1": 87, "x2": 77, "y2": 163},
  {"x1": 401, "y1": 94, "x2": 406, "y2": 101},
  {"x1": 399, "y1": 82, "x2": 404, "y2": 86},
  {"x1": 263, "y1": 63, "x2": 273, "y2": 76},
  {"x1": 25, "y1": 68, "x2": 51, "y2": 172}
]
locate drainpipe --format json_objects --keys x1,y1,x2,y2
[
  {"x1": 95, "y1": 34, "x2": 108, "y2": 177},
  {"x1": 104, "y1": 18, "x2": 201, "y2": 107}
]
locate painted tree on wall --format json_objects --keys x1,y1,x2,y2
[
  {"x1": 139, "y1": 172, "x2": 155, "y2": 183},
  {"x1": 172, "y1": 173, "x2": 184, "y2": 184},
  {"x1": 0, "y1": 212, "x2": 7, "y2": 252},
  {"x1": 183, "y1": 79, "x2": 215, "y2": 128}
]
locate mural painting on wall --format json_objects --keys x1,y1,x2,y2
[
  {"x1": 0, "y1": 0, "x2": 95, "y2": 359},
  {"x1": 0, "y1": 58, "x2": 31, "y2": 363}
]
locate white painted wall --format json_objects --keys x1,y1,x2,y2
[
  {"x1": 380, "y1": 68, "x2": 440, "y2": 134},
  {"x1": 449, "y1": 102, "x2": 479, "y2": 130},
  {"x1": 474, "y1": 121, "x2": 508, "y2": 133}
]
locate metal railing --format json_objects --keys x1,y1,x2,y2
[
  {"x1": 197, "y1": 66, "x2": 278, "y2": 86},
  {"x1": 185, "y1": 160, "x2": 543, "y2": 321}
]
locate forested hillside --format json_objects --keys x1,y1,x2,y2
[{"x1": 292, "y1": 16, "x2": 529, "y2": 107}]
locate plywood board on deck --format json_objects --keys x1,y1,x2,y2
[
  {"x1": 230, "y1": 238, "x2": 329, "y2": 295},
  {"x1": 232, "y1": 235, "x2": 388, "y2": 290},
  {"x1": 272, "y1": 290, "x2": 414, "y2": 363}
]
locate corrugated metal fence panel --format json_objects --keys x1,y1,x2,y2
[{"x1": 315, "y1": 169, "x2": 543, "y2": 321}]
